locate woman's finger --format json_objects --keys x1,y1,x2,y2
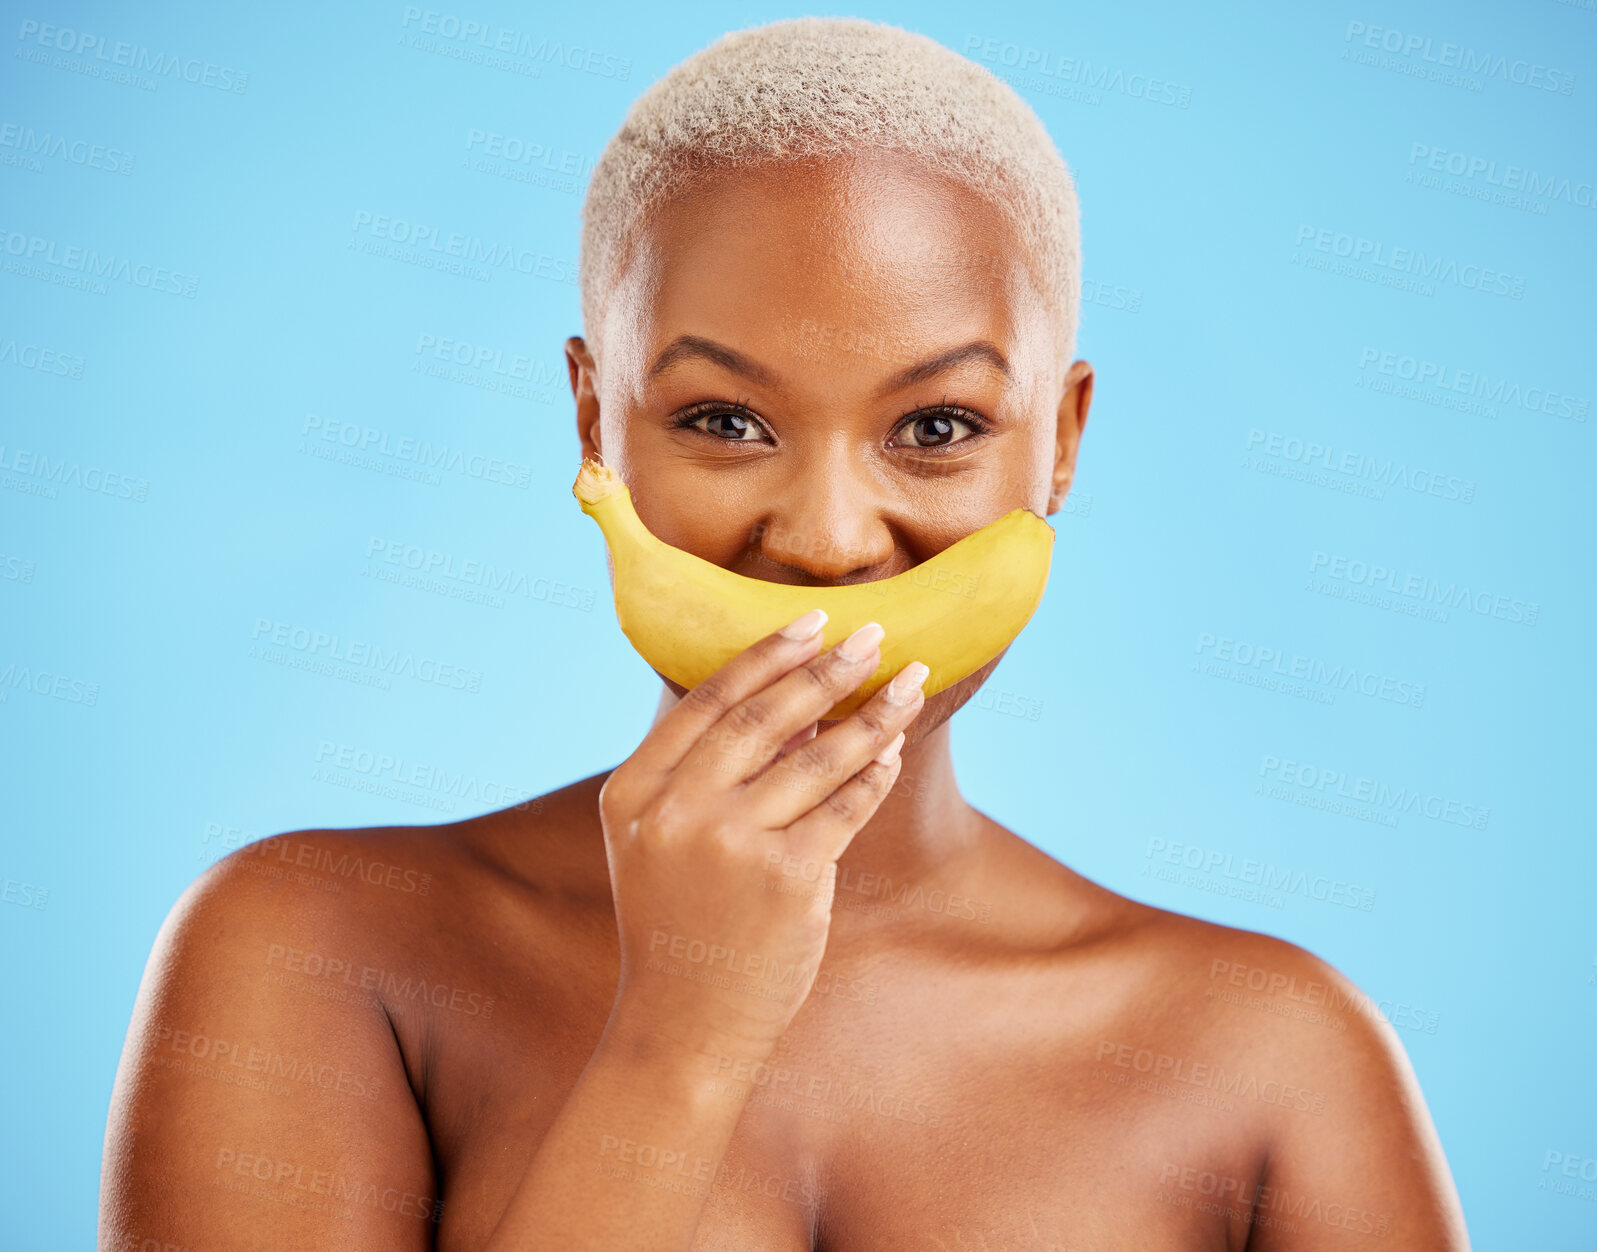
[
  {"x1": 740, "y1": 660, "x2": 926, "y2": 829},
  {"x1": 780, "y1": 749, "x2": 905, "y2": 867},
  {"x1": 623, "y1": 608, "x2": 831, "y2": 780},
  {"x1": 669, "y1": 623, "x2": 885, "y2": 795}
]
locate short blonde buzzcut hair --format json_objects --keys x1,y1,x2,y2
[{"x1": 578, "y1": 15, "x2": 1083, "y2": 382}]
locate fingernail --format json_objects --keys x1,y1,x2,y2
[
  {"x1": 780, "y1": 608, "x2": 828, "y2": 640},
  {"x1": 837, "y1": 621, "x2": 885, "y2": 660},
  {"x1": 874, "y1": 730, "x2": 905, "y2": 765},
  {"x1": 883, "y1": 661, "x2": 930, "y2": 704}
]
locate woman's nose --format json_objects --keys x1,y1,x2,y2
[{"x1": 749, "y1": 487, "x2": 896, "y2": 584}]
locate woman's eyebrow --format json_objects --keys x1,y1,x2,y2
[
  {"x1": 648, "y1": 334, "x2": 776, "y2": 387},
  {"x1": 880, "y1": 340, "x2": 1011, "y2": 395},
  {"x1": 646, "y1": 333, "x2": 1012, "y2": 394}
]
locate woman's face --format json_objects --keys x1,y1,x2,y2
[{"x1": 569, "y1": 148, "x2": 1092, "y2": 732}]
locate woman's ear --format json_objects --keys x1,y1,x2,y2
[
  {"x1": 1047, "y1": 359, "x2": 1094, "y2": 515},
  {"x1": 568, "y1": 336, "x2": 603, "y2": 462}
]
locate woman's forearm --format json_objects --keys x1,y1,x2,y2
[
  {"x1": 482, "y1": 618, "x2": 921, "y2": 1249},
  {"x1": 480, "y1": 998, "x2": 770, "y2": 1251}
]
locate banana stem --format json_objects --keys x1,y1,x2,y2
[
  {"x1": 573, "y1": 459, "x2": 666, "y2": 562},
  {"x1": 573, "y1": 457, "x2": 625, "y2": 505}
]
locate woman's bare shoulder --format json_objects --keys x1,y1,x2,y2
[
  {"x1": 141, "y1": 771, "x2": 615, "y2": 1024},
  {"x1": 1069, "y1": 891, "x2": 1466, "y2": 1243},
  {"x1": 1014, "y1": 855, "x2": 1404, "y2": 1081},
  {"x1": 1061, "y1": 876, "x2": 1439, "y2": 1144},
  {"x1": 198, "y1": 768, "x2": 611, "y2": 912},
  {"x1": 1066, "y1": 873, "x2": 1386, "y2": 1034},
  {"x1": 101, "y1": 812, "x2": 532, "y2": 1248}
]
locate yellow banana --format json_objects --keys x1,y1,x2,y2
[{"x1": 573, "y1": 458, "x2": 1054, "y2": 721}]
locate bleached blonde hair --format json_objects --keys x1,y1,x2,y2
[{"x1": 579, "y1": 16, "x2": 1082, "y2": 382}]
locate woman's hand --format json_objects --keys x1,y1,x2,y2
[{"x1": 597, "y1": 608, "x2": 928, "y2": 1060}]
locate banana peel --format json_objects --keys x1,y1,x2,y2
[{"x1": 573, "y1": 458, "x2": 1053, "y2": 721}]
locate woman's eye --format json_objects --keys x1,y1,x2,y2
[
  {"x1": 677, "y1": 404, "x2": 984, "y2": 449},
  {"x1": 687, "y1": 410, "x2": 767, "y2": 441},
  {"x1": 895, "y1": 411, "x2": 979, "y2": 448}
]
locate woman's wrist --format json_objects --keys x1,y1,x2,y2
[{"x1": 598, "y1": 991, "x2": 783, "y2": 1090}]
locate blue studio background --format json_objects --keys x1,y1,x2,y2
[{"x1": 2, "y1": 0, "x2": 1594, "y2": 1246}]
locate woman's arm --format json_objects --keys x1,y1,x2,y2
[
  {"x1": 1242, "y1": 944, "x2": 1470, "y2": 1251},
  {"x1": 474, "y1": 993, "x2": 770, "y2": 1250},
  {"x1": 482, "y1": 613, "x2": 926, "y2": 1249},
  {"x1": 99, "y1": 857, "x2": 440, "y2": 1250}
]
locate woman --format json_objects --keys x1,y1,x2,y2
[{"x1": 101, "y1": 17, "x2": 1470, "y2": 1251}]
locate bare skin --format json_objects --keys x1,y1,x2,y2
[{"x1": 100, "y1": 150, "x2": 1470, "y2": 1251}]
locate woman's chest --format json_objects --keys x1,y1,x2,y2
[{"x1": 417, "y1": 987, "x2": 1258, "y2": 1252}]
